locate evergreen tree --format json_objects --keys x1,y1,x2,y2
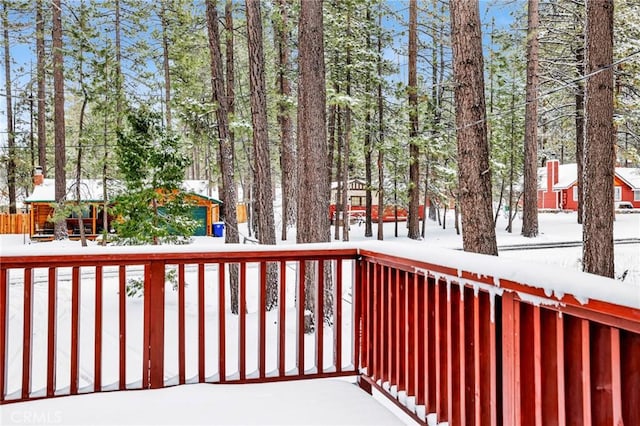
[
  {"x1": 450, "y1": 0, "x2": 498, "y2": 255},
  {"x1": 52, "y1": 0, "x2": 67, "y2": 239},
  {"x1": 113, "y1": 108, "x2": 196, "y2": 245},
  {"x1": 522, "y1": 0, "x2": 540, "y2": 238},
  {"x1": 2, "y1": 0, "x2": 16, "y2": 213},
  {"x1": 583, "y1": 0, "x2": 614, "y2": 278}
]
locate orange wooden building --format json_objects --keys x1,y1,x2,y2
[{"x1": 24, "y1": 175, "x2": 222, "y2": 240}]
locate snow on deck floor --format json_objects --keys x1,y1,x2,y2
[{"x1": 1, "y1": 379, "x2": 408, "y2": 426}]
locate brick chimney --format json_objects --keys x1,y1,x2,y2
[
  {"x1": 546, "y1": 160, "x2": 559, "y2": 192},
  {"x1": 33, "y1": 166, "x2": 44, "y2": 186}
]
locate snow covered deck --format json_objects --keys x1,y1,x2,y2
[
  {"x1": 1, "y1": 380, "x2": 406, "y2": 425},
  {"x1": 1, "y1": 215, "x2": 639, "y2": 425}
]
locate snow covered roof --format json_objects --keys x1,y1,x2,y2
[
  {"x1": 181, "y1": 180, "x2": 222, "y2": 203},
  {"x1": 24, "y1": 179, "x2": 224, "y2": 204},
  {"x1": 616, "y1": 168, "x2": 640, "y2": 190},
  {"x1": 536, "y1": 163, "x2": 577, "y2": 190},
  {"x1": 24, "y1": 179, "x2": 119, "y2": 203},
  {"x1": 537, "y1": 163, "x2": 640, "y2": 191},
  {"x1": 330, "y1": 178, "x2": 368, "y2": 190}
]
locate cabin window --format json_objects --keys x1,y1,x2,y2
[
  {"x1": 614, "y1": 186, "x2": 622, "y2": 201},
  {"x1": 572, "y1": 186, "x2": 578, "y2": 201},
  {"x1": 350, "y1": 196, "x2": 364, "y2": 207},
  {"x1": 634, "y1": 190, "x2": 640, "y2": 201}
]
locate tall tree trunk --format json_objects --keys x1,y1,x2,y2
[
  {"x1": 52, "y1": 0, "x2": 67, "y2": 239},
  {"x1": 334, "y1": 104, "x2": 342, "y2": 241},
  {"x1": 297, "y1": 0, "x2": 330, "y2": 331},
  {"x1": 364, "y1": 109, "x2": 373, "y2": 238},
  {"x1": 101, "y1": 0, "x2": 123, "y2": 245},
  {"x1": 36, "y1": 0, "x2": 47, "y2": 175},
  {"x1": 522, "y1": 0, "x2": 540, "y2": 238},
  {"x1": 2, "y1": 0, "x2": 16, "y2": 214},
  {"x1": 507, "y1": 77, "x2": 517, "y2": 234},
  {"x1": 274, "y1": 0, "x2": 296, "y2": 241},
  {"x1": 407, "y1": 0, "x2": 420, "y2": 239},
  {"x1": 450, "y1": 0, "x2": 497, "y2": 255},
  {"x1": 160, "y1": 0, "x2": 172, "y2": 130},
  {"x1": 76, "y1": 89, "x2": 88, "y2": 248},
  {"x1": 76, "y1": 6, "x2": 88, "y2": 247},
  {"x1": 575, "y1": 9, "x2": 585, "y2": 224},
  {"x1": 376, "y1": 7, "x2": 384, "y2": 241},
  {"x1": 206, "y1": 0, "x2": 240, "y2": 313},
  {"x1": 296, "y1": 0, "x2": 328, "y2": 245},
  {"x1": 583, "y1": 0, "x2": 614, "y2": 278},
  {"x1": 342, "y1": 14, "x2": 352, "y2": 242},
  {"x1": 225, "y1": 0, "x2": 235, "y2": 167},
  {"x1": 246, "y1": 0, "x2": 277, "y2": 309},
  {"x1": 363, "y1": 7, "x2": 373, "y2": 238}
]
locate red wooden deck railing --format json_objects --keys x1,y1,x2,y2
[
  {"x1": 1, "y1": 244, "x2": 639, "y2": 426},
  {"x1": 356, "y1": 246, "x2": 640, "y2": 426}
]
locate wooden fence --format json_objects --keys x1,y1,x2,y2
[{"x1": 0, "y1": 213, "x2": 28, "y2": 234}]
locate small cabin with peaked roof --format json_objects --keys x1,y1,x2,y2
[
  {"x1": 24, "y1": 177, "x2": 116, "y2": 240},
  {"x1": 537, "y1": 160, "x2": 640, "y2": 210},
  {"x1": 24, "y1": 169, "x2": 223, "y2": 240}
]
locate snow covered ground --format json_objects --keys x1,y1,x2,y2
[
  {"x1": 1, "y1": 379, "x2": 406, "y2": 425},
  {"x1": 0, "y1": 211, "x2": 638, "y2": 426}
]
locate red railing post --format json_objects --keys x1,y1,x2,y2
[
  {"x1": 145, "y1": 260, "x2": 165, "y2": 389},
  {"x1": 501, "y1": 292, "x2": 520, "y2": 425}
]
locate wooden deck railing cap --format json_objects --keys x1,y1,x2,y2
[{"x1": 356, "y1": 241, "x2": 640, "y2": 311}]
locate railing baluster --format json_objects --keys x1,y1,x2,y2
[
  {"x1": 142, "y1": 265, "x2": 150, "y2": 389},
  {"x1": 363, "y1": 261, "x2": 371, "y2": 374},
  {"x1": 259, "y1": 262, "x2": 266, "y2": 379},
  {"x1": 501, "y1": 292, "x2": 521, "y2": 425},
  {"x1": 621, "y1": 330, "x2": 640, "y2": 425},
  {"x1": 437, "y1": 279, "x2": 448, "y2": 421},
  {"x1": 197, "y1": 263, "x2": 205, "y2": 382},
  {"x1": 450, "y1": 283, "x2": 463, "y2": 425},
  {"x1": 398, "y1": 271, "x2": 412, "y2": 405},
  {"x1": 178, "y1": 264, "x2": 186, "y2": 385},
  {"x1": 540, "y1": 308, "x2": 563, "y2": 424},
  {"x1": 239, "y1": 262, "x2": 246, "y2": 380},
  {"x1": 317, "y1": 259, "x2": 324, "y2": 374},
  {"x1": 479, "y1": 291, "x2": 497, "y2": 426},
  {"x1": 278, "y1": 260, "x2": 286, "y2": 376},
  {"x1": 70, "y1": 266, "x2": 80, "y2": 395},
  {"x1": 413, "y1": 273, "x2": 422, "y2": 407},
  {"x1": 118, "y1": 265, "x2": 126, "y2": 390},
  {"x1": 386, "y1": 265, "x2": 392, "y2": 387},
  {"x1": 94, "y1": 265, "x2": 103, "y2": 392},
  {"x1": 591, "y1": 323, "x2": 623, "y2": 425},
  {"x1": 465, "y1": 286, "x2": 480, "y2": 424},
  {"x1": 218, "y1": 263, "x2": 226, "y2": 383},
  {"x1": 519, "y1": 303, "x2": 542, "y2": 426},
  {"x1": 336, "y1": 259, "x2": 343, "y2": 373},
  {"x1": 427, "y1": 277, "x2": 436, "y2": 413},
  {"x1": 373, "y1": 263, "x2": 379, "y2": 381},
  {"x1": 46, "y1": 268, "x2": 56, "y2": 397},
  {"x1": 393, "y1": 268, "x2": 400, "y2": 391},
  {"x1": 297, "y1": 261, "x2": 305, "y2": 375},
  {"x1": 0, "y1": 267, "x2": 6, "y2": 402},
  {"x1": 21, "y1": 268, "x2": 32, "y2": 400}
]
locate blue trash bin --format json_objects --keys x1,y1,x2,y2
[{"x1": 213, "y1": 222, "x2": 225, "y2": 237}]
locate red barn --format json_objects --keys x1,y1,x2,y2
[{"x1": 537, "y1": 160, "x2": 640, "y2": 210}]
